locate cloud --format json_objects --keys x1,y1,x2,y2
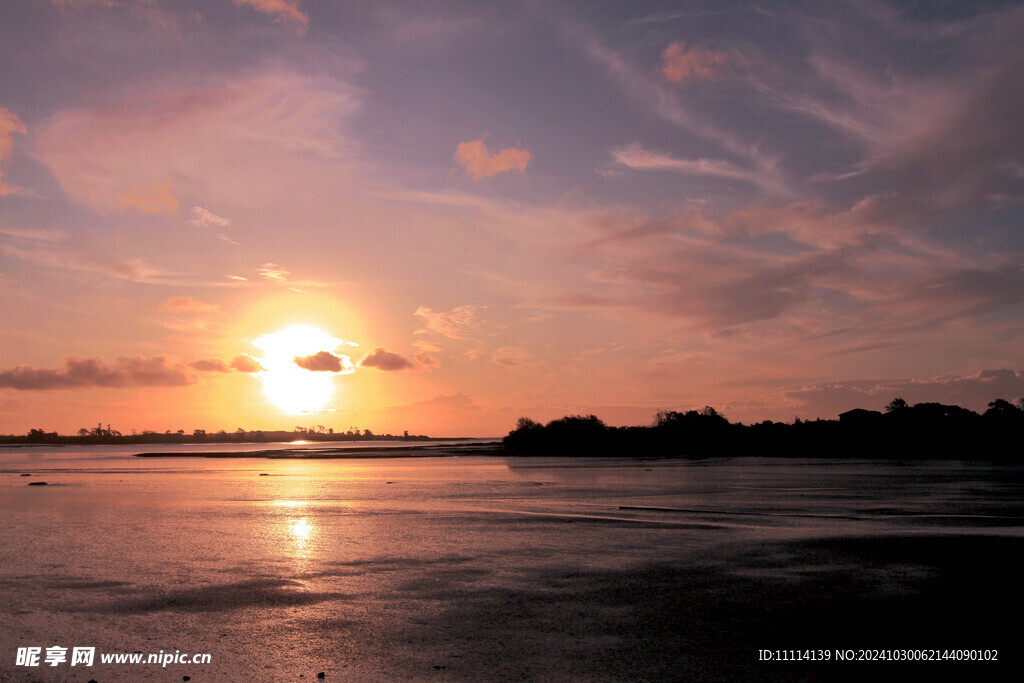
[
  {"x1": 34, "y1": 72, "x2": 359, "y2": 214},
  {"x1": 883, "y1": 55, "x2": 1024, "y2": 208},
  {"x1": 787, "y1": 369, "x2": 1024, "y2": 418},
  {"x1": 157, "y1": 296, "x2": 221, "y2": 332},
  {"x1": 0, "y1": 107, "x2": 26, "y2": 196},
  {"x1": 455, "y1": 139, "x2": 531, "y2": 179},
  {"x1": 230, "y1": 354, "x2": 264, "y2": 373},
  {"x1": 414, "y1": 305, "x2": 487, "y2": 340},
  {"x1": 660, "y1": 41, "x2": 743, "y2": 84},
  {"x1": 190, "y1": 359, "x2": 230, "y2": 373},
  {"x1": 491, "y1": 346, "x2": 531, "y2": 367},
  {"x1": 413, "y1": 352, "x2": 440, "y2": 369},
  {"x1": 190, "y1": 355, "x2": 266, "y2": 373},
  {"x1": 258, "y1": 263, "x2": 291, "y2": 283},
  {"x1": 2, "y1": 242, "x2": 160, "y2": 282},
  {"x1": 611, "y1": 143, "x2": 786, "y2": 194},
  {"x1": 189, "y1": 206, "x2": 232, "y2": 228},
  {"x1": 0, "y1": 355, "x2": 190, "y2": 390},
  {"x1": 294, "y1": 351, "x2": 346, "y2": 372},
  {"x1": 563, "y1": 19, "x2": 774, "y2": 170},
  {"x1": 234, "y1": 0, "x2": 309, "y2": 34},
  {"x1": 159, "y1": 296, "x2": 219, "y2": 314},
  {"x1": 359, "y1": 348, "x2": 415, "y2": 371},
  {"x1": 0, "y1": 227, "x2": 68, "y2": 243},
  {"x1": 118, "y1": 177, "x2": 180, "y2": 214}
]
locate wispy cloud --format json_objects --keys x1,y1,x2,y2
[
  {"x1": 257, "y1": 262, "x2": 291, "y2": 284},
  {"x1": 234, "y1": 0, "x2": 309, "y2": 34},
  {"x1": 0, "y1": 227, "x2": 68, "y2": 243},
  {"x1": 561, "y1": 18, "x2": 776, "y2": 173},
  {"x1": 0, "y1": 107, "x2": 26, "y2": 196},
  {"x1": 455, "y1": 139, "x2": 531, "y2": 179},
  {"x1": 34, "y1": 71, "x2": 360, "y2": 214},
  {"x1": 660, "y1": 41, "x2": 745, "y2": 84},
  {"x1": 189, "y1": 206, "x2": 232, "y2": 229},
  {"x1": 414, "y1": 305, "x2": 488, "y2": 340},
  {"x1": 2, "y1": 242, "x2": 161, "y2": 283},
  {"x1": 611, "y1": 143, "x2": 787, "y2": 194}
]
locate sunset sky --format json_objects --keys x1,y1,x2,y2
[{"x1": 1, "y1": 0, "x2": 1023, "y2": 436}]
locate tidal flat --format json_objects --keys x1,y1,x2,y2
[{"x1": 2, "y1": 446, "x2": 1022, "y2": 680}]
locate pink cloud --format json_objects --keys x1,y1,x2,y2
[
  {"x1": 2, "y1": 242, "x2": 160, "y2": 282},
  {"x1": 0, "y1": 107, "x2": 26, "y2": 196},
  {"x1": 611, "y1": 143, "x2": 787, "y2": 194},
  {"x1": 0, "y1": 355, "x2": 190, "y2": 390},
  {"x1": 234, "y1": 0, "x2": 309, "y2": 34},
  {"x1": 660, "y1": 41, "x2": 743, "y2": 84},
  {"x1": 33, "y1": 72, "x2": 359, "y2": 214},
  {"x1": 455, "y1": 139, "x2": 531, "y2": 179}
]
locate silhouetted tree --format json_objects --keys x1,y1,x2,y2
[{"x1": 886, "y1": 397, "x2": 908, "y2": 413}]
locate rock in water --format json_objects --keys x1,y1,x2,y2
[{"x1": 28, "y1": 481, "x2": 48, "y2": 486}]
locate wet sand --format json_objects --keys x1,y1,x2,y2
[{"x1": 2, "y1": 454, "x2": 1021, "y2": 680}]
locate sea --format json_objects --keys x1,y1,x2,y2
[{"x1": 2, "y1": 443, "x2": 1022, "y2": 680}]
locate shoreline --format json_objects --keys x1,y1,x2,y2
[{"x1": 133, "y1": 442, "x2": 504, "y2": 459}]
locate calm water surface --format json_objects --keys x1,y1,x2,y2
[{"x1": 2, "y1": 445, "x2": 1022, "y2": 680}]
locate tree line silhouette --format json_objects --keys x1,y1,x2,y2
[
  {"x1": 1, "y1": 424, "x2": 428, "y2": 446},
  {"x1": 503, "y1": 398, "x2": 1024, "y2": 461}
]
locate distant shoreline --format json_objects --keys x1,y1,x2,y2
[{"x1": 134, "y1": 442, "x2": 504, "y2": 459}]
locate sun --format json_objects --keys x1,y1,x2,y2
[{"x1": 253, "y1": 325, "x2": 354, "y2": 414}]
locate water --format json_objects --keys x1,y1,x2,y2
[{"x1": 2, "y1": 445, "x2": 1022, "y2": 680}]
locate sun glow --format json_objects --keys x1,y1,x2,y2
[{"x1": 253, "y1": 325, "x2": 355, "y2": 414}]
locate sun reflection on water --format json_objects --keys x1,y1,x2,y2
[{"x1": 290, "y1": 518, "x2": 313, "y2": 541}]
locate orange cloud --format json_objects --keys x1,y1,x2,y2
[
  {"x1": 230, "y1": 354, "x2": 264, "y2": 373},
  {"x1": 660, "y1": 41, "x2": 740, "y2": 84},
  {"x1": 0, "y1": 107, "x2": 26, "y2": 196},
  {"x1": 455, "y1": 139, "x2": 531, "y2": 179},
  {"x1": 294, "y1": 350, "x2": 345, "y2": 372},
  {"x1": 234, "y1": 0, "x2": 309, "y2": 34},
  {"x1": 118, "y1": 178, "x2": 180, "y2": 214}
]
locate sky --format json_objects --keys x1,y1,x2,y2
[{"x1": 1, "y1": 0, "x2": 1023, "y2": 437}]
